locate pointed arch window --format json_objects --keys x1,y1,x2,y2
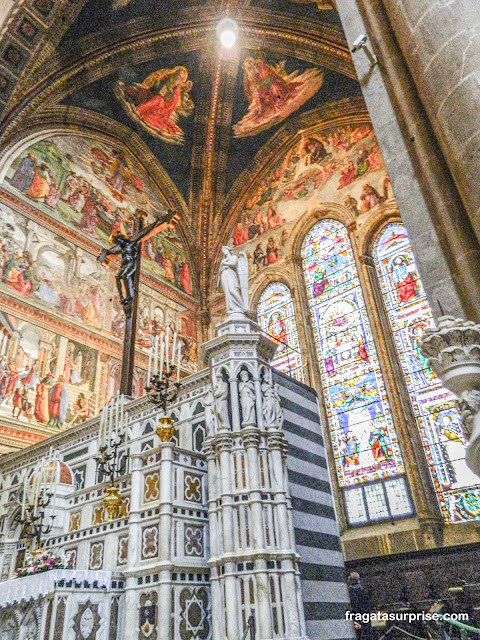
[
  {"x1": 373, "y1": 223, "x2": 480, "y2": 523},
  {"x1": 257, "y1": 282, "x2": 304, "y2": 383},
  {"x1": 302, "y1": 219, "x2": 412, "y2": 525}
]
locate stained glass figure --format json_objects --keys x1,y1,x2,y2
[
  {"x1": 301, "y1": 219, "x2": 406, "y2": 490},
  {"x1": 374, "y1": 223, "x2": 480, "y2": 523},
  {"x1": 257, "y1": 283, "x2": 304, "y2": 382}
]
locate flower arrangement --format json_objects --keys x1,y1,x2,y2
[{"x1": 14, "y1": 549, "x2": 65, "y2": 578}]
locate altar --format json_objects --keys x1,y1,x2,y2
[{"x1": 0, "y1": 252, "x2": 353, "y2": 640}]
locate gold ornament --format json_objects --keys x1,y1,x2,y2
[
  {"x1": 156, "y1": 416, "x2": 175, "y2": 442},
  {"x1": 103, "y1": 485, "x2": 121, "y2": 520}
]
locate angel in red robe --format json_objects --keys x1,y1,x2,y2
[{"x1": 115, "y1": 66, "x2": 194, "y2": 144}]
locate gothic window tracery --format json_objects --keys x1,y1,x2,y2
[
  {"x1": 256, "y1": 282, "x2": 304, "y2": 382},
  {"x1": 301, "y1": 218, "x2": 412, "y2": 525},
  {"x1": 373, "y1": 222, "x2": 480, "y2": 523}
]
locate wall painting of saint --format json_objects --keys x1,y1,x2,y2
[
  {"x1": 233, "y1": 57, "x2": 324, "y2": 138},
  {"x1": 115, "y1": 66, "x2": 194, "y2": 145}
]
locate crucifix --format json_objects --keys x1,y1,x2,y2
[{"x1": 98, "y1": 209, "x2": 180, "y2": 396}]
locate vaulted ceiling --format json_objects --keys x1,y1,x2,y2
[{"x1": 0, "y1": 0, "x2": 362, "y2": 306}]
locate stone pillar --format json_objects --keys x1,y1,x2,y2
[
  {"x1": 334, "y1": 0, "x2": 480, "y2": 320},
  {"x1": 55, "y1": 336, "x2": 68, "y2": 379},
  {"x1": 380, "y1": 0, "x2": 480, "y2": 247},
  {"x1": 157, "y1": 440, "x2": 174, "y2": 640},
  {"x1": 7, "y1": 330, "x2": 20, "y2": 361},
  {"x1": 203, "y1": 315, "x2": 309, "y2": 640},
  {"x1": 242, "y1": 429, "x2": 272, "y2": 640},
  {"x1": 213, "y1": 433, "x2": 240, "y2": 640},
  {"x1": 203, "y1": 440, "x2": 225, "y2": 640},
  {"x1": 421, "y1": 316, "x2": 480, "y2": 476},
  {"x1": 267, "y1": 431, "x2": 302, "y2": 638},
  {"x1": 123, "y1": 452, "x2": 143, "y2": 638}
]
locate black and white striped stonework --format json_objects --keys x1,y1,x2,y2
[{"x1": 273, "y1": 370, "x2": 354, "y2": 640}]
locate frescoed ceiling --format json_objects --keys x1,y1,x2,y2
[{"x1": 0, "y1": 0, "x2": 360, "y2": 303}]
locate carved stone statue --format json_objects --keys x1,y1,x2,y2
[
  {"x1": 262, "y1": 379, "x2": 284, "y2": 428},
  {"x1": 204, "y1": 385, "x2": 216, "y2": 436},
  {"x1": 98, "y1": 210, "x2": 179, "y2": 317},
  {"x1": 218, "y1": 246, "x2": 249, "y2": 317},
  {"x1": 213, "y1": 377, "x2": 230, "y2": 431},
  {"x1": 239, "y1": 370, "x2": 256, "y2": 426}
]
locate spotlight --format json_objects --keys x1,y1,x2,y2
[{"x1": 216, "y1": 17, "x2": 238, "y2": 49}]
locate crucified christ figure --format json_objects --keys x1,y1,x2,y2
[{"x1": 97, "y1": 210, "x2": 180, "y2": 316}]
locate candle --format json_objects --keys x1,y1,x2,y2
[
  {"x1": 99, "y1": 408, "x2": 105, "y2": 449},
  {"x1": 147, "y1": 344, "x2": 152, "y2": 383},
  {"x1": 108, "y1": 402, "x2": 113, "y2": 449},
  {"x1": 176, "y1": 344, "x2": 181, "y2": 383},
  {"x1": 21, "y1": 475, "x2": 27, "y2": 520},
  {"x1": 172, "y1": 331, "x2": 177, "y2": 372},
  {"x1": 165, "y1": 327, "x2": 170, "y2": 373},
  {"x1": 159, "y1": 339, "x2": 165, "y2": 382},
  {"x1": 116, "y1": 390, "x2": 120, "y2": 430},
  {"x1": 52, "y1": 453, "x2": 58, "y2": 517},
  {"x1": 153, "y1": 335, "x2": 159, "y2": 376}
]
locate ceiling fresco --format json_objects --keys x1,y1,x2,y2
[
  {"x1": 0, "y1": 0, "x2": 360, "y2": 299},
  {"x1": 62, "y1": 52, "x2": 202, "y2": 202}
]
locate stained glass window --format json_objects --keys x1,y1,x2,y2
[
  {"x1": 257, "y1": 283, "x2": 304, "y2": 383},
  {"x1": 301, "y1": 219, "x2": 412, "y2": 524},
  {"x1": 301, "y1": 220, "x2": 407, "y2": 492},
  {"x1": 374, "y1": 223, "x2": 480, "y2": 523}
]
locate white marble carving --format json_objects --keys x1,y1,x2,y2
[{"x1": 218, "y1": 246, "x2": 249, "y2": 317}]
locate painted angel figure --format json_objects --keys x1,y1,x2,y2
[
  {"x1": 218, "y1": 246, "x2": 249, "y2": 317},
  {"x1": 115, "y1": 66, "x2": 194, "y2": 145}
]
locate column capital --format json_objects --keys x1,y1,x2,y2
[
  {"x1": 421, "y1": 316, "x2": 480, "y2": 394},
  {"x1": 213, "y1": 433, "x2": 233, "y2": 453},
  {"x1": 241, "y1": 429, "x2": 260, "y2": 449},
  {"x1": 266, "y1": 430, "x2": 285, "y2": 450}
]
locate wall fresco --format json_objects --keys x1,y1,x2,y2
[
  {"x1": 230, "y1": 123, "x2": 390, "y2": 276},
  {"x1": 0, "y1": 313, "x2": 100, "y2": 430},
  {"x1": 112, "y1": 284, "x2": 198, "y2": 372},
  {"x1": 3, "y1": 134, "x2": 193, "y2": 295},
  {"x1": 0, "y1": 201, "x2": 112, "y2": 331}
]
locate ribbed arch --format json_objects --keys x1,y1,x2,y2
[
  {"x1": 257, "y1": 282, "x2": 304, "y2": 383},
  {"x1": 373, "y1": 222, "x2": 480, "y2": 523}
]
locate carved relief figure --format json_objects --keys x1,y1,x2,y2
[
  {"x1": 213, "y1": 377, "x2": 230, "y2": 431},
  {"x1": 239, "y1": 370, "x2": 256, "y2": 426}
]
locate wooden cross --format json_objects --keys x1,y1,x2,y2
[{"x1": 98, "y1": 210, "x2": 180, "y2": 396}]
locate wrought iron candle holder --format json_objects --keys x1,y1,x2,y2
[
  {"x1": 19, "y1": 491, "x2": 55, "y2": 553},
  {"x1": 95, "y1": 394, "x2": 126, "y2": 520},
  {"x1": 145, "y1": 330, "x2": 182, "y2": 441}
]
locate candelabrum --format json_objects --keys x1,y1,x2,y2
[
  {"x1": 145, "y1": 329, "x2": 182, "y2": 442},
  {"x1": 95, "y1": 393, "x2": 126, "y2": 520},
  {"x1": 19, "y1": 449, "x2": 58, "y2": 558},
  {"x1": 20, "y1": 493, "x2": 55, "y2": 556}
]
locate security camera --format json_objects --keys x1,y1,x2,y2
[
  {"x1": 351, "y1": 33, "x2": 368, "y2": 53},
  {"x1": 350, "y1": 33, "x2": 378, "y2": 67}
]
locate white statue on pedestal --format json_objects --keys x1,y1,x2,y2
[
  {"x1": 218, "y1": 246, "x2": 249, "y2": 317},
  {"x1": 239, "y1": 370, "x2": 256, "y2": 426}
]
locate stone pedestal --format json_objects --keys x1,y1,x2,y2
[{"x1": 202, "y1": 315, "x2": 309, "y2": 640}]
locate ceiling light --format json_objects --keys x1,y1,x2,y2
[{"x1": 217, "y1": 18, "x2": 238, "y2": 49}]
